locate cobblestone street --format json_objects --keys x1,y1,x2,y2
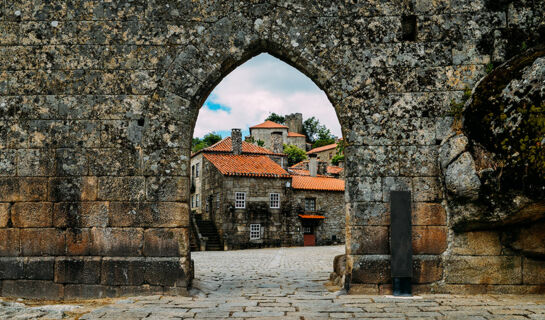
[{"x1": 2, "y1": 245, "x2": 545, "y2": 319}]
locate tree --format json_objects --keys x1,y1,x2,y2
[
  {"x1": 283, "y1": 144, "x2": 307, "y2": 166},
  {"x1": 265, "y1": 112, "x2": 285, "y2": 124},
  {"x1": 302, "y1": 116, "x2": 320, "y2": 143},
  {"x1": 312, "y1": 126, "x2": 336, "y2": 148},
  {"x1": 331, "y1": 140, "x2": 346, "y2": 165},
  {"x1": 192, "y1": 132, "x2": 222, "y2": 153}
]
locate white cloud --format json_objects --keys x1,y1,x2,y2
[{"x1": 193, "y1": 53, "x2": 341, "y2": 138}]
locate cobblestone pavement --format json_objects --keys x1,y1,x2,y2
[{"x1": 2, "y1": 245, "x2": 545, "y2": 319}]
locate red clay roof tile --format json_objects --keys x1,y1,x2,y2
[
  {"x1": 307, "y1": 143, "x2": 337, "y2": 154},
  {"x1": 250, "y1": 120, "x2": 288, "y2": 129},
  {"x1": 204, "y1": 137, "x2": 280, "y2": 155},
  {"x1": 291, "y1": 175, "x2": 345, "y2": 191},
  {"x1": 204, "y1": 154, "x2": 290, "y2": 178},
  {"x1": 287, "y1": 131, "x2": 306, "y2": 137}
]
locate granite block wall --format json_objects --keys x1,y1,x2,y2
[{"x1": 0, "y1": 0, "x2": 543, "y2": 298}]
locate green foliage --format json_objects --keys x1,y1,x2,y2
[
  {"x1": 192, "y1": 132, "x2": 222, "y2": 152},
  {"x1": 521, "y1": 41, "x2": 527, "y2": 51},
  {"x1": 283, "y1": 144, "x2": 307, "y2": 166},
  {"x1": 486, "y1": 62, "x2": 495, "y2": 74},
  {"x1": 304, "y1": 117, "x2": 336, "y2": 146},
  {"x1": 256, "y1": 139, "x2": 265, "y2": 147},
  {"x1": 331, "y1": 154, "x2": 344, "y2": 166},
  {"x1": 331, "y1": 140, "x2": 346, "y2": 165},
  {"x1": 265, "y1": 112, "x2": 285, "y2": 124}
]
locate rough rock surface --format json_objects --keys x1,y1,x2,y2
[{"x1": 444, "y1": 152, "x2": 481, "y2": 200}]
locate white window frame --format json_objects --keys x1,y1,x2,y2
[
  {"x1": 305, "y1": 198, "x2": 316, "y2": 212},
  {"x1": 250, "y1": 224, "x2": 261, "y2": 240},
  {"x1": 196, "y1": 194, "x2": 200, "y2": 207},
  {"x1": 235, "y1": 192, "x2": 246, "y2": 209},
  {"x1": 269, "y1": 193, "x2": 280, "y2": 209}
]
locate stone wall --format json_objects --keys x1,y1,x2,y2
[
  {"x1": 292, "y1": 190, "x2": 345, "y2": 245},
  {"x1": 0, "y1": 0, "x2": 543, "y2": 298}
]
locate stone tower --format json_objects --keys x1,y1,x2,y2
[{"x1": 285, "y1": 113, "x2": 303, "y2": 134}]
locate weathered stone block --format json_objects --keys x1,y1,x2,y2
[
  {"x1": 347, "y1": 226, "x2": 389, "y2": 255},
  {"x1": 0, "y1": 177, "x2": 19, "y2": 201},
  {"x1": 88, "y1": 148, "x2": 140, "y2": 176},
  {"x1": 146, "y1": 176, "x2": 188, "y2": 201},
  {"x1": 503, "y1": 220, "x2": 545, "y2": 258},
  {"x1": 0, "y1": 177, "x2": 48, "y2": 201},
  {"x1": 20, "y1": 228, "x2": 65, "y2": 256},
  {"x1": 412, "y1": 202, "x2": 446, "y2": 226},
  {"x1": 413, "y1": 256, "x2": 443, "y2": 284},
  {"x1": 11, "y1": 202, "x2": 53, "y2": 227},
  {"x1": 382, "y1": 177, "x2": 412, "y2": 202},
  {"x1": 412, "y1": 226, "x2": 447, "y2": 254},
  {"x1": 144, "y1": 258, "x2": 187, "y2": 286},
  {"x1": 81, "y1": 176, "x2": 98, "y2": 201},
  {"x1": 90, "y1": 228, "x2": 143, "y2": 256},
  {"x1": 346, "y1": 177, "x2": 382, "y2": 202},
  {"x1": 23, "y1": 257, "x2": 55, "y2": 280},
  {"x1": 399, "y1": 146, "x2": 439, "y2": 176},
  {"x1": 2, "y1": 280, "x2": 64, "y2": 300},
  {"x1": 0, "y1": 257, "x2": 24, "y2": 279},
  {"x1": 351, "y1": 255, "x2": 390, "y2": 284},
  {"x1": 452, "y1": 231, "x2": 502, "y2": 255},
  {"x1": 55, "y1": 257, "x2": 101, "y2": 284},
  {"x1": 64, "y1": 284, "x2": 117, "y2": 299},
  {"x1": 54, "y1": 148, "x2": 88, "y2": 176},
  {"x1": 0, "y1": 202, "x2": 9, "y2": 227},
  {"x1": 53, "y1": 202, "x2": 109, "y2": 228},
  {"x1": 97, "y1": 176, "x2": 145, "y2": 201},
  {"x1": 349, "y1": 202, "x2": 389, "y2": 226},
  {"x1": 523, "y1": 258, "x2": 545, "y2": 285},
  {"x1": 344, "y1": 145, "x2": 399, "y2": 177},
  {"x1": 0, "y1": 149, "x2": 16, "y2": 176},
  {"x1": 101, "y1": 257, "x2": 145, "y2": 286},
  {"x1": 412, "y1": 177, "x2": 442, "y2": 202},
  {"x1": 66, "y1": 228, "x2": 91, "y2": 255},
  {"x1": 142, "y1": 148, "x2": 189, "y2": 176},
  {"x1": 109, "y1": 202, "x2": 188, "y2": 227},
  {"x1": 143, "y1": 228, "x2": 188, "y2": 257},
  {"x1": 0, "y1": 228, "x2": 20, "y2": 256},
  {"x1": 17, "y1": 149, "x2": 54, "y2": 176},
  {"x1": 48, "y1": 177, "x2": 86, "y2": 201},
  {"x1": 445, "y1": 256, "x2": 522, "y2": 285}
]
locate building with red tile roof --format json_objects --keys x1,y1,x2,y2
[
  {"x1": 306, "y1": 143, "x2": 338, "y2": 164},
  {"x1": 203, "y1": 154, "x2": 290, "y2": 178}
]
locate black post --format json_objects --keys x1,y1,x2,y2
[{"x1": 390, "y1": 191, "x2": 412, "y2": 296}]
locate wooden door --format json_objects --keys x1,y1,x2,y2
[{"x1": 303, "y1": 234, "x2": 316, "y2": 246}]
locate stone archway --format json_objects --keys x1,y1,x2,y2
[{"x1": 0, "y1": 1, "x2": 543, "y2": 299}]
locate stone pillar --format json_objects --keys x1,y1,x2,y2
[
  {"x1": 309, "y1": 154, "x2": 318, "y2": 177},
  {"x1": 271, "y1": 131, "x2": 284, "y2": 154},
  {"x1": 231, "y1": 129, "x2": 242, "y2": 155}
]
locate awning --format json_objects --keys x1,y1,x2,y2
[{"x1": 298, "y1": 214, "x2": 325, "y2": 219}]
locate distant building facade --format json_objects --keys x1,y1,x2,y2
[
  {"x1": 190, "y1": 128, "x2": 345, "y2": 250},
  {"x1": 249, "y1": 113, "x2": 307, "y2": 151},
  {"x1": 307, "y1": 143, "x2": 338, "y2": 164}
]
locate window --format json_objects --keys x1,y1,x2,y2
[
  {"x1": 196, "y1": 194, "x2": 200, "y2": 207},
  {"x1": 191, "y1": 195, "x2": 194, "y2": 208},
  {"x1": 195, "y1": 163, "x2": 200, "y2": 177},
  {"x1": 205, "y1": 201, "x2": 209, "y2": 213},
  {"x1": 191, "y1": 165, "x2": 195, "y2": 178},
  {"x1": 305, "y1": 198, "x2": 316, "y2": 212},
  {"x1": 303, "y1": 226, "x2": 311, "y2": 234},
  {"x1": 250, "y1": 224, "x2": 261, "y2": 240},
  {"x1": 216, "y1": 193, "x2": 220, "y2": 209},
  {"x1": 270, "y1": 193, "x2": 280, "y2": 209},
  {"x1": 235, "y1": 192, "x2": 246, "y2": 208}
]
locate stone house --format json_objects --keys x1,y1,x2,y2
[
  {"x1": 249, "y1": 113, "x2": 307, "y2": 151},
  {"x1": 190, "y1": 129, "x2": 345, "y2": 249},
  {"x1": 306, "y1": 143, "x2": 339, "y2": 164}
]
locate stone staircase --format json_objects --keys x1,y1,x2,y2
[{"x1": 194, "y1": 215, "x2": 223, "y2": 251}]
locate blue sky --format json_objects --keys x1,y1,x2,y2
[{"x1": 194, "y1": 53, "x2": 341, "y2": 138}]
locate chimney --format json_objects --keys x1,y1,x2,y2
[
  {"x1": 231, "y1": 128, "x2": 242, "y2": 155},
  {"x1": 318, "y1": 161, "x2": 327, "y2": 176},
  {"x1": 309, "y1": 154, "x2": 318, "y2": 177},
  {"x1": 271, "y1": 131, "x2": 283, "y2": 154}
]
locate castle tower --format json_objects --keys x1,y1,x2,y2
[{"x1": 285, "y1": 113, "x2": 303, "y2": 134}]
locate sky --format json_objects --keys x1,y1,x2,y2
[{"x1": 193, "y1": 53, "x2": 342, "y2": 139}]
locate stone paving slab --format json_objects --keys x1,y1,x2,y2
[{"x1": 1, "y1": 246, "x2": 545, "y2": 319}]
